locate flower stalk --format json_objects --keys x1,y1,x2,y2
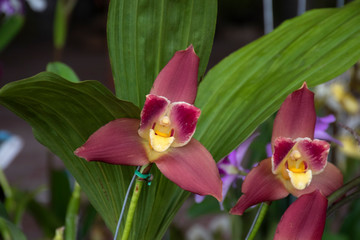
[
  {"x1": 327, "y1": 175, "x2": 360, "y2": 206},
  {"x1": 65, "y1": 182, "x2": 81, "y2": 240},
  {"x1": 121, "y1": 179, "x2": 144, "y2": 240},
  {"x1": 120, "y1": 164, "x2": 152, "y2": 240},
  {"x1": 245, "y1": 202, "x2": 270, "y2": 240}
]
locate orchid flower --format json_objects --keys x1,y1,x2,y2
[
  {"x1": 266, "y1": 114, "x2": 342, "y2": 157},
  {"x1": 230, "y1": 83, "x2": 343, "y2": 239},
  {"x1": 75, "y1": 46, "x2": 222, "y2": 201},
  {"x1": 195, "y1": 133, "x2": 258, "y2": 209}
]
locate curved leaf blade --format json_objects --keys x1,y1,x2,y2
[
  {"x1": 107, "y1": 0, "x2": 217, "y2": 107},
  {"x1": 195, "y1": 2, "x2": 360, "y2": 161},
  {"x1": 0, "y1": 73, "x2": 190, "y2": 239}
]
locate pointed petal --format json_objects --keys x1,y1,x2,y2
[
  {"x1": 138, "y1": 94, "x2": 170, "y2": 139},
  {"x1": 150, "y1": 45, "x2": 199, "y2": 104},
  {"x1": 287, "y1": 162, "x2": 343, "y2": 197},
  {"x1": 155, "y1": 138, "x2": 222, "y2": 201},
  {"x1": 272, "y1": 83, "x2": 316, "y2": 147},
  {"x1": 169, "y1": 102, "x2": 201, "y2": 147},
  {"x1": 274, "y1": 190, "x2": 327, "y2": 240},
  {"x1": 272, "y1": 137, "x2": 295, "y2": 172},
  {"x1": 75, "y1": 119, "x2": 149, "y2": 166},
  {"x1": 230, "y1": 158, "x2": 289, "y2": 215},
  {"x1": 296, "y1": 138, "x2": 330, "y2": 173}
]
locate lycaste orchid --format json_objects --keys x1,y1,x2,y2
[
  {"x1": 75, "y1": 46, "x2": 222, "y2": 201},
  {"x1": 230, "y1": 83, "x2": 343, "y2": 239}
]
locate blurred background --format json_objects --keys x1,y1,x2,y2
[{"x1": 1, "y1": 0, "x2": 359, "y2": 239}]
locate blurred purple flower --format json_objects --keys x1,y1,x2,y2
[
  {"x1": 0, "y1": 0, "x2": 46, "y2": 16},
  {"x1": 0, "y1": 0, "x2": 24, "y2": 16},
  {"x1": 266, "y1": 114, "x2": 342, "y2": 157},
  {"x1": 195, "y1": 133, "x2": 258, "y2": 209},
  {"x1": 314, "y1": 115, "x2": 342, "y2": 146}
]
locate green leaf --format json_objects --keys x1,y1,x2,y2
[
  {"x1": 0, "y1": 202, "x2": 26, "y2": 240},
  {"x1": 0, "y1": 15, "x2": 24, "y2": 52},
  {"x1": 49, "y1": 169, "x2": 72, "y2": 222},
  {"x1": 0, "y1": 218, "x2": 27, "y2": 240},
  {"x1": 107, "y1": 0, "x2": 217, "y2": 107},
  {"x1": 47, "y1": 62, "x2": 80, "y2": 82},
  {"x1": 0, "y1": 73, "x2": 189, "y2": 239},
  {"x1": 195, "y1": 1, "x2": 360, "y2": 161}
]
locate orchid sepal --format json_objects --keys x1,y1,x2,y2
[
  {"x1": 274, "y1": 190, "x2": 327, "y2": 240},
  {"x1": 271, "y1": 83, "x2": 316, "y2": 148},
  {"x1": 150, "y1": 45, "x2": 199, "y2": 104}
]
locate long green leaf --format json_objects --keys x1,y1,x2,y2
[
  {"x1": 195, "y1": 1, "x2": 360, "y2": 161},
  {"x1": 107, "y1": 0, "x2": 217, "y2": 107},
  {"x1": 0, "y1": 73, "x2": 189, "y2": 239}
]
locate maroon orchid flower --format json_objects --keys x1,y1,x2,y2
[
  {"x1": 230, "y1": 83, "x2": 343, "y2": 239},
  {"x1": 74, "y1": 46, "x2": 222, "y2": 201}
]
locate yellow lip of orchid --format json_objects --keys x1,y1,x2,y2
[
  {"x1": 276, "y1": 146, "x2": 313, "y2": 190},
  {"x1": 149, "y1": 129, "x2": 175, "y2": 152},
  {"x1": 148, "y1": 115, "x2": 175, "y2": 152}
]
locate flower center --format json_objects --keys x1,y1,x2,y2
[
  {"x1": 282, "y1": 149, "x2": 312, "y2": 190},
  {"x1": 149, "y1": 116, "x2": 175, "y2": 153}
]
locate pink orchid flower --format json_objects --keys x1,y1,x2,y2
[
  {"x1": 74, "y1": 46, "x2": 222, "y2": 201},
  {"x1": 230, "y1": 83, "x2": 343, "y2": 239}
]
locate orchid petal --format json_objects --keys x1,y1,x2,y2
[
  {"x1": 266, "y1": 143, "x2": 272, "y2": 158},
  {"x1": 287, "y1": 162, "x2": 343, "y2": 197},
  {"x1": 272, "y1": 137, "x2": 295, "y2": 172},
  {"x1": 272, "y1": 83, "x2": 316, "y2": 147},
  {"x1": 230, "y1": 158, "x2": 289, "y2": 215},
  {"x1": 75, "y1": 119, "x2": 149, "y2": 166},
  {"x1": 315, "y1": 115, "x2": 336, "y2": 131},
  {"x1": 195, "y1": 194, "x2": 205, "y2": 203},
  {"x1": 314, "y1": 130, "x2": 342, "y2": 146},
  {"x1": 221, "y1": 174, "x2": 238, "y2": 203},
  {"x1": 296, "y1": 138, "x2": 330, "y2": 173},
  {"x1": 274, "y1": 190, "x2": 327, "y2": 240},
  {"x1": 169, "y1": 102, "x2": 201, "y2": 147},
  {"x1": 233, "y1": 133, "x2": 259, "y2": 168},
  {"x1": 150, "y1": 45, "x2": 199, "y2": 104},
  {"x1": 138, "y1": 94, "x2": 170, "y2": 139},
  {"x1": 155, "y1": 138, "x2": 222, "y2": 201}
]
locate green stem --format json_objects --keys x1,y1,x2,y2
[
  {"x1": 65, "y1": 182, "x2": 81, "y2": 240},
  {"x1": 245, "y1": 202, "x2": 270, "y2": 240},
  {"x1": 121, "y1": 179, "x2": 144, "y2": 240},
  {"x1": 327, "y1": 176, "x2": 360, "y2": 206},
  {"x1": 327, "y1": 188, "x2": 360, "y2": 217},
  {"x1": 0, "y1": 168, "x2": 12, "y2": 199}
]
